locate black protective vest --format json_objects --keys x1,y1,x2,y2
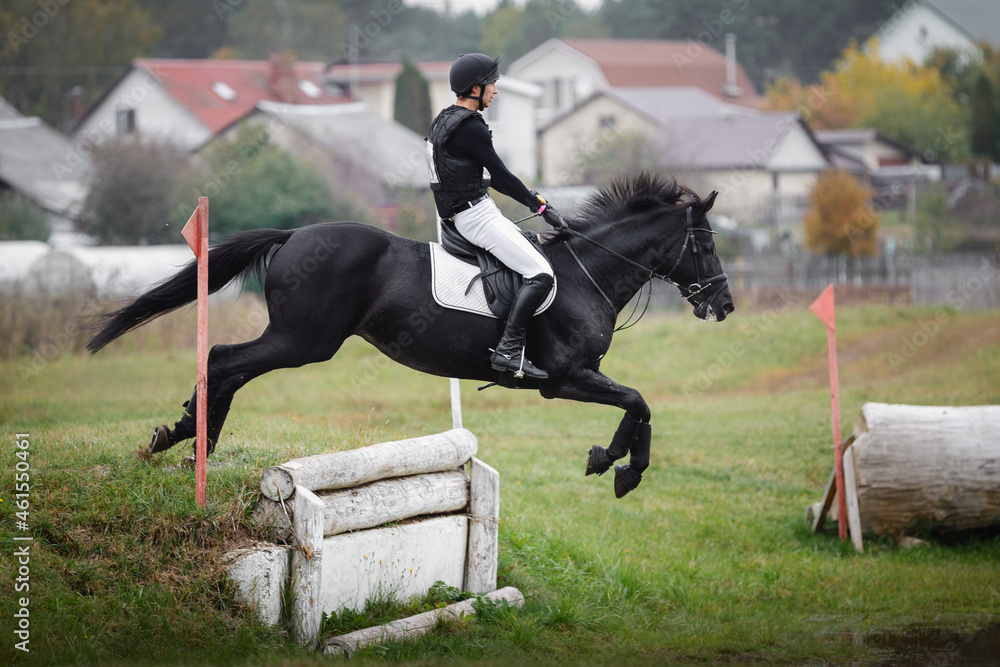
[{"x1": 426, "y1": 106, "x2": 491, "y2": 217}]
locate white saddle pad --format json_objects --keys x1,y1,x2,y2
[{"x1": 429, "y1": 242, "x2": 556, "y2": 319}]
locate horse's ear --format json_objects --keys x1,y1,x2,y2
[{"x1": 698, "y1": 191, "x2": 719, "y2": 215}]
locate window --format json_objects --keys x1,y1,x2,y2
[
  {"x1": 599, "y1": 115, "x2": 617, "y2": 129},
  {"x1": 298, "y1": 80, "x2": 323, "y2": 99},
  {"x1": 116, "y1": 108, "x2": 135, "y2": 135},
  {"x1": 211, "y1": 81, "x2": 237, "y2": 101}
]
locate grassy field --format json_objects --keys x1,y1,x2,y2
[{"x1": 1, "y1": 300, "x2": 999, "y2": 666}]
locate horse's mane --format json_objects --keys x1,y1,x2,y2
[{"x1": 542, "y1": 172, "x2": 697, "y2": 242}]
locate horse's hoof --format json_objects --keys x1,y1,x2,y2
[
  {"x1": 148, "y1": 425, "x2": 171, "y2": 454},
  {"x1": 585, "y1": 445, "x2": 612, "y2": 476},
  {"x1": 180, "y1": 456, "x2": 195, "y2": 470},
  {"x1": 613, "y1": 464, "x2": 642, "y2": 498}
]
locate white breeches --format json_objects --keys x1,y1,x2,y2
[{"x1": 452, "y1": 196, "x2": 553, "y2": 280}]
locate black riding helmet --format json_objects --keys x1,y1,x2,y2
[{"x1": 450, "y1": 53, "x2": 501, "y2": 110}]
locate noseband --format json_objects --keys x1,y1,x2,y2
[
  {"x1": 563, "y1": 203, "x2": 729, "y2": 315},
  {"x1": 662, "y1": 207, "x2": 729, "y2": 304}
]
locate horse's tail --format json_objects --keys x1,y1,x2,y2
[{"x1": 86, "y1": 228, "x2": 296, "y2": 353}]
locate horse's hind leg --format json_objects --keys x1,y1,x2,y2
[{"x1": 151, "y1": 329, "x2": 344, "y2": 456}]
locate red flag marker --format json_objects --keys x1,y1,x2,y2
[
  {"x1": 810, "y1": 284, "x2": 846, "y2": 541},
  {"x1": 182, "y1": 197, "x2": 209, "y2": 508}
]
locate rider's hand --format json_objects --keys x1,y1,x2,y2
[
  {"x1": 529, "y1": 190, "x2": 567, "y2": 230},
  {"x1": 542, "y1": 205, "x2": 567, "y2": 230}
]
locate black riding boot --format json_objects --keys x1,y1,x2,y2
[{"x1": 490, "y1": 273, "x2": 554, "y2": 379}]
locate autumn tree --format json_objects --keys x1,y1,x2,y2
[
  {"x1": 765, "y1": 40, "x2": 968, "y2": 161},
  {"x1": 804, "y1": 170, "x2": 879, "y2": 256}
]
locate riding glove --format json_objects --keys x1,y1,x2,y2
[{"x1": 529, "y1": 190, "x2": 568, "y2": 230}]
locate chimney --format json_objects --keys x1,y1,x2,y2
[
  {"x1": 722, "y1": 33, "x2": 743, "y2": 98},
  {"x1": 268, "y1": 50, "x2": 299, "y2": 103}
]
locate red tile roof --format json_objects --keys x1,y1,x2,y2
[
  {"x1": 134, "y1": 57, "x2": 349, "y2": 134},
  {"x1": 561, "y1": 39, "x2": 761, "y2": 108}
]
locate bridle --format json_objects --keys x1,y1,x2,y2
[{"x1": 560, "y1": 202, "x2": 729, "y2": 328}]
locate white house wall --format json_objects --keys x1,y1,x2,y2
[
  {"x1": 507, "y1": 44, "x2": 604, "y2": 124},
  {"x1": 484, "y1": 79, "x2": 540, "y2": 181},
  {"x1": 75, "y1": 68, "x2": 209, "y2": 150},
  {"x1": 766, "y1": 123, "x2": 828, "y2": 173},
  {"x1": 876, "y1": 5, "x2": 974, "y2": 63},
  {"x1": 540, "y1": 96, "x2": 655, "y2": 185}
]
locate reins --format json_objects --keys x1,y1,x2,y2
[
  {"x1": 514, "y1": 200, "x2": 728, "y2": 330},
  {"x1": 558, "y1": 205, "x2": 728, "y2": 328}
]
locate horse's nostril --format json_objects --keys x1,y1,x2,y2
[{"x1": 724, "y1": 302, "x2": 735, "y2": 315}]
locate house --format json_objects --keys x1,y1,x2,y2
[
  {"x1": 323, "y1": 61, "x2": 542, "y2": 180},
  {"x1": 874, "y1": 0, "x2": 1000, "y2": 63},
  {"x1": 506, "y1": 37, "x2": 761, "y2": 125},
  {"x1": 814, "y1": 128, "x2": 940, "y2": 211},
  {"x1": 539, "y1": 86, "x2": 757, "y2": 185},
  {"x1": 73, "y1": 55, "x2": 351, "y2": 151},
  {"x1": 214, "y1": 101, "x2": 430, "y2": 202},
  {"x1": 539, "y1": 87, "x2": 830, "y2": 225},
  {"x1": 813, "y1": 128, "x2": 930, "y2": 173},
  {"x1": 0, "y1": 97, "x2": 91, "y2": 245}
]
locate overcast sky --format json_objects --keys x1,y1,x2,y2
[{"x1": 403, "y1": 0, "x2": 603, "y2": 15}]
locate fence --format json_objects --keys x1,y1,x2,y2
[{"x1": 643, "y1": 252, "x2": 1000, "y2": 312}]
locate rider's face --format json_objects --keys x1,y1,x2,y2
[{"x1": 479, "y1": 81, "x2": 498, "y2": 108}]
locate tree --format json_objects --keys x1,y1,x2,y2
[
  {"x1": 0, "y1": 192, "x2": 49, "y2": 241},
  {"x1": 189, "y1": 124, "x2": 369, "y2": 235},
  {"x1": 76, "y1": 138, "x2": 193, "y2": 245},
  {"x1": 970, "y1": 73, "x2": 997, "y2": 161},
  {"x1": 0, "y1": 0, "x2": 158, "y2": 129},
  {"x1": 766, "y1": 40, "x2": 969, "y2": 161},
  {"x1": 394, "y1": 57, "x2": 432, "y2": 135},
  {"x1": 222, "y1": 0, "x2": 347, "y2": 61},
  {"x1": 804, "y1": 170, "x2": 879, "y2": 256}
]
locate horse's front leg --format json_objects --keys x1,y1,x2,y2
[{"x1": 540, "y1": 369, "x2": 652, "y2": 498}]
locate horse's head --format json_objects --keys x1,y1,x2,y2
[{"x1": 661, "y1": 191, "x2": 735, "y2": 322}]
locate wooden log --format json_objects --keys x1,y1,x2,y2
[
  {"x1": 319, "y1": 470, "x2": 469, "y2": 537},
  {"x1": 322, "y1": 586, "x2": 524, "y2": 656},
  {"x1": 291, "y1": 486, "x2": 324, "y2": 649},
  {"x1": 851, "y1": 402, "x2": 1000, "y2": 535},
  {"x1": 465, "y1": 457, "x2": 500, "y2": 595},
  {"x1": 260, "y1": 428, "x2": 478, "y2": 501}
]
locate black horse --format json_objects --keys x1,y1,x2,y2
[{"x1": 88, "y1": 173, "x2": 734, "y2": 497}]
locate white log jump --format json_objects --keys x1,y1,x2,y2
[
  {"x1": 259, "y1": 429, "x2": 478, "y2": 501},
  {"x1": 808, "y1": 403, "x2": 1000, "y2": 551},
  {"x1": 225, "y1": 428, "x2": 508, "y2": 651}
]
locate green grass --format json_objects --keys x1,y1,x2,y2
[{"x1": 1, "y1": 303, "x2": 999, "y2": 665}]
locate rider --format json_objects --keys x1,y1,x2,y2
[{"x1": 427, "y1": 52, "x2": 567, "y2": 380}]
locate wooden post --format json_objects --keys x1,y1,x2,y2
[
  {"x1": 465, "y1": 457, "x2": 500, "y2": 594},
  {"x1": 809, "y1": 285, "x2": 847, "y2": 541},
  {"x1": 292, "y1": 486, "x2": 324, "y2": 649},
  {"x1": 181, "y1": 197, "x2": 209, "y2": 508}
]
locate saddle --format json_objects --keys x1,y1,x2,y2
[{"x1": 438, "y1": 218, "x2": 555, "y2": 320}]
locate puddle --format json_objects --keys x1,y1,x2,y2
[{"x1": 866, "y1": 624, "x2": 1000, "y2": 666}]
